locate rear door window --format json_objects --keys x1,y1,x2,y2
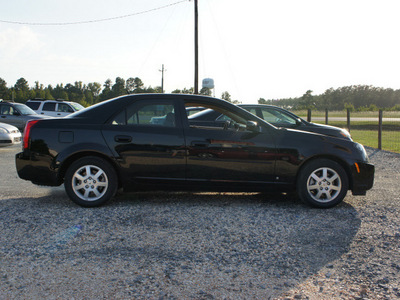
[
  {"x1": 111, "y1": 100, "x2": 177, "y2": 128},
  {"x1": 43, "y1": 103, "x2": 56, "y2": 112}
]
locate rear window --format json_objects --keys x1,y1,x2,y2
[{"x1": 26, "y1": 102, "x2": 41, "y2": 110}]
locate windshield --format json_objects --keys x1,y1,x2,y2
[
  {"x1": 15, "y1": 104, "x2": 37, "y2": 115},
  {"x1": 70, "y1": 102, "x2": 85, "y2": 111}
]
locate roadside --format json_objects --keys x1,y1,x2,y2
[{"x1": 0, "y1": 145, "x2": 399, "y2": 299}]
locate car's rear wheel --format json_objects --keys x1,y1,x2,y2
[
  {"x1": 297, "y1": 159, "x2": 348, "y2": 208},
  {"x1": 64, "y1": 156, "x2": 118, "y2": 207}
]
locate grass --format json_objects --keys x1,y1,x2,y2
[
  {"x1": 350, "y1": 130, "x2": 400, "y2": 153},
  {"x1": 292, "y1": 110, "x2": 400, "y2": 118}
]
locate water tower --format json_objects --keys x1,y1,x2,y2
[{"x1": 202, "y1": 78, "x2": 215, "y2": 96}]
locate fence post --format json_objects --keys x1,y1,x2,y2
[
  {"x1": 307, "y1": 109, "x2": 311, "y2": 122},
  {"x1": 347, "y1": 109, "x2": 351, "y2": 132},
  {"x1": 325, "y1": 109, "x2": 328, "y2": 125},
  {"x1": 378, "y1": 109, "x2": 383, "y2": 150}
]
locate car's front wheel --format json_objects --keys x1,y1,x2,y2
[
  {"x1": 64, "y1": 156, "x2": 118, "y2": 207},
  {"x1": 297, "y1": 159, "x2": 349, "y2": 208}
]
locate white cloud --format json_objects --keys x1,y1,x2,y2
[{"x1": 0, "y1": 26, "x2": 44, "y2": 58}]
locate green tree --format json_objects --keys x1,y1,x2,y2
[
  {"x1": 100, "y1": 79, "x2": 113, "y2": 101},
  {"x1": 127, "y1": 77, "x2": 144, "y2": 94},
  {"x1": 221, "y1": 91, "x2": 231, "y2": 102},
  {"x1": 111, "y1": 77, "x2": 126, "y2": 97},
  {"x1": 0, "y1": 78, "x2": 9, "y2": 99},
  {"x1": 258, "y1": 98, "x2": 267, "y2": 104},
  {"x1": 14, "y1": 78, "x2": 29, "y2": 102},
  {"x1": 298, "y1": 90, "x2": 315, "y2": 109},
  {"x1": 199, "y1": 87, "x2": 211, "y2": 96},
  {"x1": 87, "y1": 82, "x2": 101, "y2": 98},
  {"x1": 172, "y1": 87, "x2": 194, "y2": 94}
]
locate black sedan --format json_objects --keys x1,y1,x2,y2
[
  {"x1": 16, "y1": 94, "x2": 374, "y2": 208},
  {"x1": 189, "y1": 104, "x2": 352, "y2": 140}
]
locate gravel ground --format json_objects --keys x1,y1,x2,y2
[{"x1": 0, "y1": 145, "x2": 399, "y2": 299}]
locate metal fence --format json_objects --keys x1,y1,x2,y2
[{"x1": 296, "y1": 109, "x2": 400, "y2": 153}]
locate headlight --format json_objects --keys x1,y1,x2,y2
[
  {"x1": 0, "y1": 128, "x2": 8, "y2": 134},
  {"x1": 354, "y1": 143, "x2": 368, "y2": 162}
]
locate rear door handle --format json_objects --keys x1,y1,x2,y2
[{"x1": 114, "y1": 135, "x2": 132, "y2": 143}]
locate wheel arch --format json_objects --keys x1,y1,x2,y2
[
  {"x1": 296, "y1": 154, "x2": 353, "y2": 190},
  {"x1": 58, "y1": 151, "x2": 122, "y2": 188}
]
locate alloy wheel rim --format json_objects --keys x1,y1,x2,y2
[
  {"x1": 72, "y1": 165, "x2": 108, "y2": 201},
  {"x1": 306, "y1": 167, "x2": 342, "y2": 203}
]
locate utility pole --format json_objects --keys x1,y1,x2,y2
[
  {"x1": 194, "y1": 0, "x2": 199, "y2": 94},
  {"x1": 159, "y1": 64, "x2": 166, "y2": 93}
]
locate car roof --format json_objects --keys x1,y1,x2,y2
[{"x1": 27, "y1": 99, "x2": 75, "y2": 103}]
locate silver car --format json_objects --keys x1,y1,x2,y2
[
  {"x1": 0, "y1": 101, "x2": 52, "y2": 131},
  {"x1": 0, "y1": 122, "x2": 21, "y2": 147}
]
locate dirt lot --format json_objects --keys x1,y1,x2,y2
[{"x1": 0, "y1": 144, "x2": 399, "y2": 299}]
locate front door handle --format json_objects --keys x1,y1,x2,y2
[{"x1": 115, "y1": 135, "x2": 132, "y2": 143}]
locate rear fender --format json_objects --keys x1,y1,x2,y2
[{"x1": 54, "y1": 143, "x2": 120, "y2": 183}]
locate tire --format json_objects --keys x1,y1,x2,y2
[
  {"x1": 297, "y1": 159, "x2": 348, "y2": 208},
  {"x1": 64, "y1": 156, "x2": 118, "y2": 207}
]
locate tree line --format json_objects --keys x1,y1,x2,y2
[
  {"x1": 259, "y1": 85, "x2": 400, "y2": 111},
  {"x1": 0, "y1": 77, "x2": 234, "y2": 107},
  {"x1": 2, "y1": 77, "x2": 398, "y2": 111}
]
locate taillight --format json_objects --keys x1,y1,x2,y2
[{"x1": 23, "y1": 120, "x2": 40, "y2": 149}]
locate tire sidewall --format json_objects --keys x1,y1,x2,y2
[
  {"x1": 64, "y1": 156, "x2": 118, "y2": 207},
  {"x1": 297, "y1": 159, "x2": 349, "y2": 208}
]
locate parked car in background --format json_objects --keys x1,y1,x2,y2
[
  {"x1": 16, "y1": 94, "x2": 374, "y2": 208},
  {"x1": 0, "y1": 122, "x2": 21, "y2": 147},
  {"x1": 0, "y1": 100, "x2": 52, "y2": 131},
  {"x1": 26, "y1": 99, "x2": 85, "y2": 117},
  {"x1": 189, "y1": 104, "x2": 352, "y2": 140}
]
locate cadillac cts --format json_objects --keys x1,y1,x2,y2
[{"x1": 15, "y1": 94, "x2": 374, "y2": 208}]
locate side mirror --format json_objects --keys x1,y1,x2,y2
[
  {"x1": 296, "y1": 118, "x2": 302, "y2": 126},
  {"x1": 13, "y1": 111, "x2": 21, "y2": 116},
  {"x1": 246, "y1": 121, "x2": 259, "y2": 132}
]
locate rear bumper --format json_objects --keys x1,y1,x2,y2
[
  {"x1": 351, "y1": 162, "x2": 374, "y2": 195},
  {"x1": 15, "y1": 152, "x2": 61, "y2": 186}
]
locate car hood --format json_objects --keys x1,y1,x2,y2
[
  {"x1": 302, "y1": 122, "x2": 351, "y2": 140},
  {"x1": 309, "y1": 122, "x2": 342, "y2": 130},
  {"x1": 0, "y1": 122, "x2": 20, "y2": 132}
]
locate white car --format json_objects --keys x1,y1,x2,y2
[
  {"x1": 25, "y1": 99, "x2": 85, "y2": 117},
  {"x1": 0, "y1": 122, "x2": 21, "y2": 147}
]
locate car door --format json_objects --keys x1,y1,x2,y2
[
  {"x1": 101, "y1": 97, "x2": 186, "y2": 186},
  {"x1": 40, "y1": 102, "x2": 58, "y2": 117},
  {"x1": 181, "y1": 99, "x2": 277, "y2": 186}
]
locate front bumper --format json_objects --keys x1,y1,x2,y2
[{"x1": 351, "y1": 162, "x2": 374, "y2": 195}]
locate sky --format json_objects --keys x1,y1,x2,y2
[{"x1": 1, "y1": 0, "x2": 400, "y2": 104}]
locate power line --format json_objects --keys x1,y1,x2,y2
[{"x1": 0, "y1": 0, "x2": 188, "y2": 26}]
